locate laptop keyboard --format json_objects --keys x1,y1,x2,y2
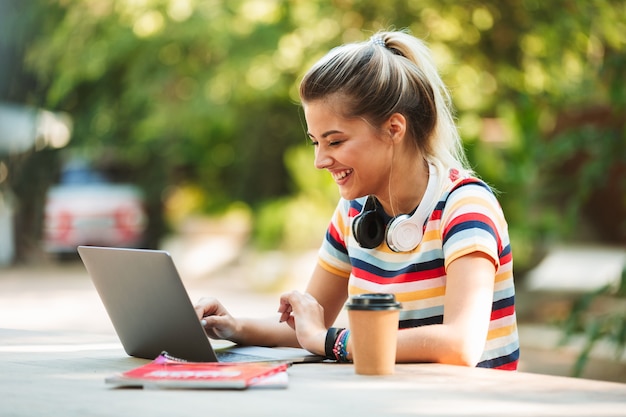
[{"x1": 215, "y1": 350, "x2": 271, "y2": 363}]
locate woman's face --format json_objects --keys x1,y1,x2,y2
[{"x1": 303, "y1": 100, "x2": 395, "y2": 201}]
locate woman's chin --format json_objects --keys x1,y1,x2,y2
[{"x1": 338, "y1": 189, "x2": 368, "y2": 201}]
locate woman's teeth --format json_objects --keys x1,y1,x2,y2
[{"x1": 333, "y1": 169, "x2": 353, "y2": 181}]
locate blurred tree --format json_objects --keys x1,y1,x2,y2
[
  {"x1": 4, "y1": 0, "x2": 624, "y2": 378},
  {"x1": 0, "y1": 0, "x2": 66, "y2": 262},
  {"x1": 3, "y1": 0, "x2": 625, "y2": 263},
  {"x1": 560, "y1": 267, "x2": 626, "y2": 377}
]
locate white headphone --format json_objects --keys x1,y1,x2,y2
[{"x1": 352, "y1": 163, "x2": 438, "y2": 252}]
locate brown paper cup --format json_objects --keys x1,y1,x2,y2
[{"x1": 346, "y1": 294, "x2": 401, "y2": 375}]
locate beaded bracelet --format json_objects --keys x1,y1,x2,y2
[{"x1": 333, "y1": 328, "x2": 351, "y2": 363}]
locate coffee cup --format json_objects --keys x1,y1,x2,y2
[{"x1": 346, "y1": 293, "x2": 401, "y2": 375}]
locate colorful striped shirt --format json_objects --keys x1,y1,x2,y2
[{"x1": 318, "y1": 173, "x2": 520, "y2": 370}]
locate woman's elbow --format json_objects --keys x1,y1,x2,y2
[
  {"x1": 443, "y1": 354, "x2": 480, "y2": 368},
  {"x1": 440, "y1": 341, "x2": 484, "y2": 367}
]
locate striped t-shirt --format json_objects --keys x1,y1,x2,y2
[{"x1": 318, "y1": 173, "x2": 520, "y2": 370}]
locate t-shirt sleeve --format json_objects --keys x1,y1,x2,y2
[
  {"x1": 440, "y1": 181, "x2": 508, "y2": 270},
  {"x1": 317, "y1": 199, "x2": 352, "y2": 278}
]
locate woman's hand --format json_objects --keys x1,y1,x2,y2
[
  {"x1": 194, "y1": 297, "x2": 240, "y2": 342},
  {"x1": 278, "y1": 291, "x2": 327, "y2": 355}
]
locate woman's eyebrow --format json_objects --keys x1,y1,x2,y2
[{"x1": 307, "y1": 130, "x2": 343, "y2": 139}]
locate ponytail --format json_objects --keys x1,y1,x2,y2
[{"x1": 299, "y1": 29, "x2": 473, "y2": 191}]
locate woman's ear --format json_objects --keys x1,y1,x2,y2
[{"x1": 386, "y1": 113, "x2": 407, "y2": 143}]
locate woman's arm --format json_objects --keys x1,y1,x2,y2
[
  {"x1": 304, "y1": 263, "x2": 350, "y2": 327},
  {"x1": 277, "y1": 263, "x2": 349, "y2": 354},
  {"x1": 394, "y1": 252, "x2": 495, "y2": 366},
  {"x1": 278, "y1": 252, "x2": 495, "y2": 366},
  {"x1": 196, "y1": 263, "x2": 348, "y2": 350}
]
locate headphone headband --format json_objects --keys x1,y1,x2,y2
[{"x1": 386, "y1": 163, "x2": 438, "y2": 251}]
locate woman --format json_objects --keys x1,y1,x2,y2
[{"x1": 195, "y1": 30, "x2": 519, "y2": 369}]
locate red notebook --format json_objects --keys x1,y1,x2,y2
[{"x1": 106, "y1": 352, "x2": 290, "y2": 389}]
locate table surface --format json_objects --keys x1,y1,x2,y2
[{"x1": 1, "y1": 328, "x2": 625, "y2": 417}]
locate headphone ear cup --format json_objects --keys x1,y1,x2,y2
[
  {"x1": 353, "y1": 209, "x2": 386, "y2": 249},
  {"x1": 386, "y1": 214, "x2": 423, "y2": 252}
]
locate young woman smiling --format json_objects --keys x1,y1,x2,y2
[{"x1": 195, "y1": 30, "x2": 520, "y2": 370}]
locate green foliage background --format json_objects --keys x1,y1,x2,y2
[{"x1": 1, "y1": 0, "x2": 625, "y2": 271}]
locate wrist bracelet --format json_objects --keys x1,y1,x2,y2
[
  {"x1": 333, "y1": 329, "x2": 351, "y2": 363},
  {"x1": 324, "y1": 327, "x2": 343, "y2": 360}
]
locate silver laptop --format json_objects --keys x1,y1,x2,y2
[{"x1": 77, "y1": 245, "x2": 322, "y2": 363}]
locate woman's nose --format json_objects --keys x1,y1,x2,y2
[{"x1": 314, "y1": 148, "x2": 332, "y2": 170}]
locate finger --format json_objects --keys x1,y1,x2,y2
[
  {"x1": 279, "y1": 290, "x2": 306, "y2": 311},
  {"x1": 279, "y1": 290, "x2": 308, "y2": 321},
  {"x1": 278, "y1": 290, "x2": 299, "y2": 310},
  {"x1": 278, "y1": 291, "x2": 298, "y2": 322},
  {"x1": 200, "y1": 315, "x2": 221, "y2": 328},
  {"x1": 277, "y1": 299, "x2": 290, "y2": 314},
  {"x1": 278, "y1": 305, "x2": 292, "y2": 323},
  {"x1": 285, "y1": 314, "x2": 295, "y2": 331},
  {"x1": 199, "y1": 315, "x2": 229, "y2": 340},
  {"x1": 194, "y1": 297, "x2": 221, "y2": 319}
]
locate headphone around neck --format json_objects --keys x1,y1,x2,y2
[{"x1": 352, "y1": 163, "x2": 439, "y2": 252}]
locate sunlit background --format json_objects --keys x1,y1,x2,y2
[{"x1": 0, "y1": 0, "x2": 624, "y2": 381}]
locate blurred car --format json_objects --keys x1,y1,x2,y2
[{"x1": 43, "y1": 160, "x2": 147, "y2": 255}]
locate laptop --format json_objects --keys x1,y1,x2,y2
[{"x1": 77, "y1": 245, "x2": 323, "y2": 363}]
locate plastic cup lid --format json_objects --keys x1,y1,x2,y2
[{"x1": 345, "y1": 293, "x2": 402, "y2": 310}]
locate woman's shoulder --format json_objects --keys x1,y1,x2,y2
[
  {"x1": 437, "y1": 169, "x2": 504, "y2": 216},
  {"x1": 443, "y1": 169, "x2": 495, "y2": 198}
]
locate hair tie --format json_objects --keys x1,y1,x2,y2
[{"x1": 370, "y1": 34, "x2": 386, "y2": 48}]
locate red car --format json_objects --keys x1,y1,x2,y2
[{"x1": 43, "y1": 161, "x2": 147, "y2": 255}]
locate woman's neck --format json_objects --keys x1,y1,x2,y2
[{"x1": 377, "y1": 155, "x2": 430, "y2": 216}]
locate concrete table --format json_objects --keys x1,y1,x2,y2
[{"x1": 1, "y1": 328, "x2": 625, "y2": 417}]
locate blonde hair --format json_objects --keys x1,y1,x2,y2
[{"x1": 299, "y1": 30, "x2": 473, "y2": 199}]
